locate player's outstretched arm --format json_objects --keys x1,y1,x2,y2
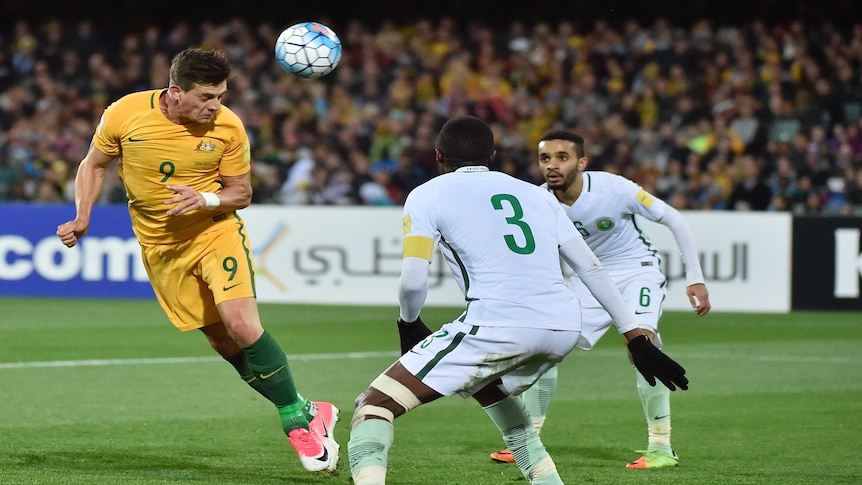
[
  {"x1": 659, "y1": 206, "x2": 712, "y2": 316},
  {"x1": 624, "y1": 332, "x2": 689, "y2": 391},
  {"x1": 56, "y1": 145, "x2": 116, "y2": 248}
]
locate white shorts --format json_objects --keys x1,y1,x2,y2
[
  {"x1": 570, "y1": 267, "x2": 667, "y2": 350},
  {"x1": 399, "y1": 320, "x2": 581, "y2": 398}
]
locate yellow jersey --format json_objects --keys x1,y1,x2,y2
[{"x1": 93, "y1": 89, "x2": 251, "y2": 244}]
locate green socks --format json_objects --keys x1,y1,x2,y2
[
  {"x1": 277, "y1": 398, "x2": 315, "y2": 433},
  {"x1": 243, "y1": 331, "x2": 309, "y2": 432},
  {"x1": 224, "y1": 350, "x2": 272, "y2": 401}
]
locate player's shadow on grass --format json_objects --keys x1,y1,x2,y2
[
  {"x1": 11, "y1": 450, "x2": 334, "y2": 484},
  {"x1": 547, "y1": 444, "x2": 633, "y2": 466}
]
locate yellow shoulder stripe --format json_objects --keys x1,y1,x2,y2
[
  {"x1": 636, "y1": 189, "x2": 654, "y2": 208},
  {"x1": 403, "y1": 236, "x2": 435, "y2": 260}
]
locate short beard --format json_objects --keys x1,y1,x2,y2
[{"x1": 547, "y1": 170, "x2": 578, "y2": 191}]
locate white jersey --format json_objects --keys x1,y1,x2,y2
[
  {"x1": 403, "y1": 166, "x2": 582, "y2": 330},
  {"x1": 543, "y1": 171, "x2": 667, "y2": 274}
]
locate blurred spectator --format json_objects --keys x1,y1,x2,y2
[
  {"x1": 844, "y1": 168, "x2": 862, "y2": 215},
  {"x1": 390, "y1": 148, "x2": 429, "y2": 204},
  {"x1": 728, "y1": 155, "x2": 772, "y2": 210},
  {"x1": 279, "y1": 147, "x2": 315, "y2": 204},
  {"x1": 358, "y1": 166, "x2": 398, "y2": 205},
  {"x1": 729, "y1": 94, "x2": 767, "y2": 154}
]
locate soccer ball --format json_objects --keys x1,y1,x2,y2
[{"x1": 275, "y1": 22, "x2": 342, "y2": 79}]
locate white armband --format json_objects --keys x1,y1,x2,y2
[{"x1": 200, "y1": 192, "x2": 220, "y2": 209}]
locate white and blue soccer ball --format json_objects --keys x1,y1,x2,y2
[{"x1": 275, "y1": 22, "x2": 342, "y2": 79}]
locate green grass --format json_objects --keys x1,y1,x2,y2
[{"x1": 1, "y1": 298, "x2": 860, "y2": 484}]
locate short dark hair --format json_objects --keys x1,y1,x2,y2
[
  {"x1": 436, "y1": 116, "x2": 495, "y2": 167},
  {"x1": 540, "y1": 131, "x2": 585, "y2": 158},
  {"x1": 169, "y1": 48, "x2": 232, "y2": 91}
]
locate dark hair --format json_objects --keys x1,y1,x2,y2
[
  {"x1": 169, "y1": 48, "x2": 232, "y2": 91},
  {"x1": 436, "y1": 116, "x2": 495, "y2": 167},
  {"x1": 540, "y1": 131, "x2": 585, "y2": 158}
]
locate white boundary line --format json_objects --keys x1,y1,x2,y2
[
  {"x1": 0, "y1": 349, "x2": 854, "y2": 370},
  {"x1": 0, "y1": 350, "x2": 400, "y2": 370}
]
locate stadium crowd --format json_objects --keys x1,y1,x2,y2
[{"x1": 1, "y1": 16, "x2": 861, "y2": 214}]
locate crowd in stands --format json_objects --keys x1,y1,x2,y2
[{"x1": 1, "y1": 15, "x2": 861, "y2": 214}]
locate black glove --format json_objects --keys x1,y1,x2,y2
[
  {"x1": 627, "y1": 335, "x2": 689, "y2": 391},
  {"x1": 397, "y1": 316, "x2": 433, "y2": 355}
]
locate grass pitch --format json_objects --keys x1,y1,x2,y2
[{"x1": 0, "y1": 298, "x2": 860, "y2": 484}]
